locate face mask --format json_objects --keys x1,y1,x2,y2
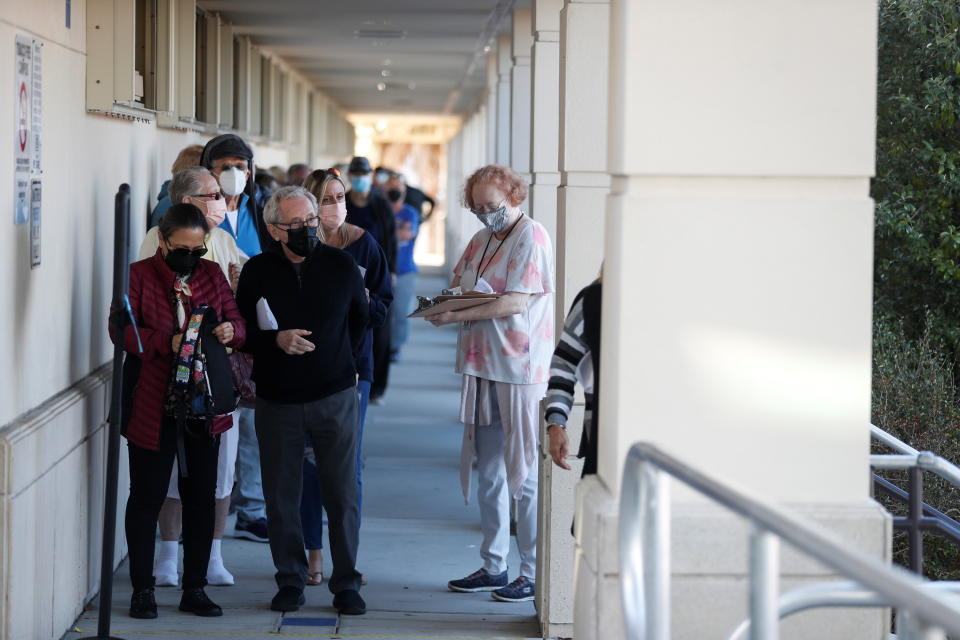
[
  {"x1": 375, "y1": 171, "x2": 390, "y2": 184},
  {"x1": 319, "y1": 202, "x2": 347, "y2": 229},
  {"x1": 200, "y1": 196, "x2": 227, "y2": 228},
  {"x1": 386, "y1": 189, "x2": 404, "y2": 203},
  {"x1": 475, "y1": 206, "x2": 510, "y2": 233},
  {"x1": 164, "y1": 247, "x2": 204, "y2": 275},
  {"x1": 350, "y1": 176, "x2": 372, "y2": 194},
  {"x1": 284, "y1": 226, "x2": 319, "y2": 257},
  {"x1": 218, "y1": 167, "x2": 247, "y2": 196}
]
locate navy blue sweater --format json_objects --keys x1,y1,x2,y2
[{"x1": 344, "y1": 231, "x2": 393, "y2": 381}]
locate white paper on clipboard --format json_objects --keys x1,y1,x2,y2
[{"x1": 256, "y1": 298, "x2": 279, "y2": 330}]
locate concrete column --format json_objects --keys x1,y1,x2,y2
[
  {"x1": 510, "y1": 8, "x2": 533, "y2": 183},
  {"x1": 535, "y1": 1, "x2": 609, "y2": 638},
  {"x1": 486, "y1": 52, "x2": 498, "y2": 164},
  {"x1": 495, "y1": 33, "x2": 512, "y2": 166},
  {"x1": 527, "y1": 0, "x2": 562, "y2": 241},
  {"x1": 575, "y1": 1, "x2": 889, "y2": 639}
]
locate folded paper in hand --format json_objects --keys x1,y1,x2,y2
[
  {"x1": 409, "y1": 291, "x2": 499, "y2": 319},
  {"x1": 256, "y1": 298, "x2": 279, "y2": 330}
]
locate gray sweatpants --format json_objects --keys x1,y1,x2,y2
[{"x1": 255, "y1": 387, "x2": 361, "y2": 594}]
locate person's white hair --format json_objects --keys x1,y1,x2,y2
[
  {"x1": 169, "y1": 166, "x2": 214, "y2": 204},
  {"x1": 264, "y1": 185, "x2": 319, "y2": 225}
]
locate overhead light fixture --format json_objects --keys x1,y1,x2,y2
[
  {"x1": 381, "y1": 69, "x2": 392, "y2": 77},
  {"x1": 383, "y1": 58, "x2": 393, "y2": 66},
  {"x1": 377, "y1": 82, "x2": 387, "y2": 91},
  {"x1": 483, "y1": 45, "x2": 491, "y2": 53},
  {"x1": 408, "y1": 82, "x2": 417, "y2": 90}
]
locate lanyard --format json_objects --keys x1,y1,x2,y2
[{"x1": 475, "y1": 214, "x2": 524, "y2": 286}]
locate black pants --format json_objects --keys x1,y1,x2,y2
[
  {"x1": 256, "y1": 387, "x2": 361, "y2": 594},
  {"x1": 371, "y1": 322, "x2": 391, "y2": 398},
  {"x1": 125, "y1": 418, "x2": 220, "y2": 591}
]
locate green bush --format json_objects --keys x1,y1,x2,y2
[{"x1": 872, "y1": 317, "x2": 960, "y2": 579}]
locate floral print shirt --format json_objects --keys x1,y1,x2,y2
[{"x1": 453, "y1": 216, "x2": 555, "y2": 384}]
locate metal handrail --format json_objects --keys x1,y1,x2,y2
[
  {"x1": 728, "y1": 581, "x2": 960, "y2": 640},
  {"x1": 619, "y1": 442, "x2": 960, "y2": 640}
]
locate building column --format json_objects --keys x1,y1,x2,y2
[
  {"x1": 510, "y1": 8, "x2": 533, "y2": 187},
  {"x1": 527, "y1": 0, "x2": 562, "y2": 240},
  {"x1": 495, "y1": 33, "x2": 512, "y2": 166},
  {"x1": 535, "y1": 1, "x2": 610, "y2": 638},
  {"x1": 485, "y1": 52, "x2": 498, "y2": 164},
  {"x1": 575, "y1": 1, "x2": 889, "y2": 639}
]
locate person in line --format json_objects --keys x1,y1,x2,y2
[
  {"x1": 113, "y1": 203, "x2": 245, "y2": 619},
  {"x1": 287, "y1": 163, "x2": 311, "y2": 187},
  {"x1": 385, "y1": 173, "x2": 419, "y2": 362},
  {"x1": 139, "y1": 167, "x2": 243, "y2": 587},
  {"x1": 544, "y1": 274, "x2": 602, "y2": 476},
  {"x1": 150, "y1": 144, "x2": 204, "y2": 228},
  {"x1": 196, "y1": 134, "x2": 272, "y2": 545},
  {"x1": 428, "y1": 165, "x2": 554, "y2": 603},
  {"x1": 346, "y1": 156, "x2": 396, "y2": 405},
  {"x1": 255, "y1": 170, "x2": 280, "y2": 199},
  {"x1": 300, "y1": 168, "x2": 393, "y2": 585},
  {"x1": 236, "y1": 186, "x2": 369, "y2": 615}
]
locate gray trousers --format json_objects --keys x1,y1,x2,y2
[{"x1": 255, "y1": 387, "x2": 361, "y2": 594}]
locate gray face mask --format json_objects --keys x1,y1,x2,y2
[{"x1": 474, "y1": 206, "x2": 509, "y2": 233}]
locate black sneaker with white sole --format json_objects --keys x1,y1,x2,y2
[
  {"x1": 448, "y1": 568, "x2": 508, "y2": 593},
  {"x1": 492, "y1": 576, "x2": 535, "y2": 602},
  {"x1": 234, "y1": 517, "x2": 269, "y2": 542}
]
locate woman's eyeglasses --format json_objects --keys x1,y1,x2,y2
[
  {"x1": 273, "y1": 216, "x2": 321, "y2": 231},
  {"x1": 168, "y1": 246, "x2": 208, "y2": 258},
  {"x1": 189, "y1": 192, "x2": 223, "y2": 201}
]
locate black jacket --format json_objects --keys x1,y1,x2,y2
[
  {"x1": 236, "y1": 243, "x2": 369, "y2": 404},
  {"x1": 348, "y1": 192, "x2": 398, "y2": 274}
]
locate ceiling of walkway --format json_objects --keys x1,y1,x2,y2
[{"x1": 202, "y1": 0, "x2": 521, "y2": 116}]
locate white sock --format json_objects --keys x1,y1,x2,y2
[
  {"x1": 153, "y1": 541, "x2": 179, "y2": 586},
  {"x1": 207, "y1": 539, "x2": 235, "y2": 586}
]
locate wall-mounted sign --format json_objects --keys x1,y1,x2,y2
[
  {"x1": 30, "y1": 179, "x2": 41, "y2": 268},
  {"x1": 14, "y1": 34, "x2": 31, "y2": 224}
]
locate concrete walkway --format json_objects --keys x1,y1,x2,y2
[{"x1": 64, "y1": 274, "x2": 540, "y2": 640}]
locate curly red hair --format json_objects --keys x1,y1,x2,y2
[{"x1": 462, "y1": 165, "x2": 528, "y2": 210}]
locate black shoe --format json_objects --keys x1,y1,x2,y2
[
  {"x1": 333, "y1": 589, "x2": 366, "y2": 615},
  {"x1": 178, "y1": 588, "x2": 223, "y2": 617},
  {"x1": 234, "y1": 517, "x2": 269, "y2": 543},
  {"x1": 271, "y1": 585, "x2": 305, "y2": 612},
  {"x1": 130, "y1": 588, "x2": 158, "y2": 619}
]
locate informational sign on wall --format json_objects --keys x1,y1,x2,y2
[
  {"x1": 14, "y1": 34, "x2": 32, "y2": 224},
  {"x1": 31, "y1": 40, "x2": 42, "y2": 174},
  {"x1": 30, "y1": 179, "x2": 41, "y2": 268}
]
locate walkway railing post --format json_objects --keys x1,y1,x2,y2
[
  {"x1": 82, "y1": 183, "x2": 131, "y2": 640},
  {"x1": 749, "y1": 528, "x2": 780, "y2": 640},
  {"x1": 641, "y1": 461, "x2": 670, "y2": 640},
  {"x1": 909, "y1": 466, "x2": 924, "y2": 574}
]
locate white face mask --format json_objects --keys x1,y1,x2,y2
[{"x1": 218, "y1": 168, "x2": 247, "y2": 196}]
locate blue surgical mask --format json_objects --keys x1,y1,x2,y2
[{"x1": 351, "y1": 176, "x2": 372, "y2": 194}]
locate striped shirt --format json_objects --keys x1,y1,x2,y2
[{"x1": 545, "y1": 297, "x2": 594, "y2": 428}]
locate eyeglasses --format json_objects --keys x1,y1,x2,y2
[
  {"x1": 273, "y1": 216, "x2": 320, "y2": 230},
  {"x1": 470, "y1": 200, "x2": 506, "y2": 216},
  {"x1": 216, "y1": 162, "x2": 248, "y2": 171},
  {"x1": 167, "y1": 246, "x2": 208, "y2": 258},
  {"x1": 189, "y1": 192, "x2": 222, "y2": 201}
]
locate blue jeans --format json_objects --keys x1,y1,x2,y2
[
  {"x1": 390, "y1": 272, "x2": 417, "y2": 357},
  {"x1": 301, "y1": 380, "x2": 371, "y2": 550},
  {"x1": 231, "y1": 407, "x2": 266, "y2": 523}
]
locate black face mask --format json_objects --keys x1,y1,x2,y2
[
  {"x1": 164, "y1": 247, "x2": 206, "y2": 275},
  {"x1": 387, "y1": 189, "x2": 404, "y2": 203},
  {"x1": 284, "y1": 226, "x2": 319, "y2": 257}
]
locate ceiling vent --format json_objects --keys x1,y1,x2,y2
[{"x1": 355, "y1": 29, "x2": 406, "y2": 39}]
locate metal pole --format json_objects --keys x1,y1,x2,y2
[
  {"x1": 641, "y1": 461, "x2": 671, "y2": 640},
  {"x1": 749, "y1": 528, "x2": 780, "y2": 640},
  {"x1": 898, "y1": 611, "x2": 948, "y2": 640},
  {"x1": 83, "y1": 184, "x2": 130, "y2": 640},
  {"x1": 910, "y1": 466, "x2": 924, "y2": 574}
]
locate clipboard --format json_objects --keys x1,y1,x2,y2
[{"x1": 409, "y1": 293, "x2": 500, "y2": 318}]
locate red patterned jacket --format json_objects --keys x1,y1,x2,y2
[{"x1": 111, "y1": 250, "x2": 245, "y2": 451}]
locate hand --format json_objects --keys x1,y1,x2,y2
[
  {"x1": 171, "y1": 333, "x2": 183, "y2": 354},
  {"x1": 427, "y1": 311, "x2": 456, "y2": 326},
  {"x1": 213, "y1": 322, "x2": 234, "y2": 345},
  {"x1": 547, "y1": 424, "x2": 572, "y2": 470},
  {"x1": 229, "y1": 262, "x2": 242, "y2": 292},
  {"x1": 277, "y1": 329, "x2": 315, "y2": 355}
]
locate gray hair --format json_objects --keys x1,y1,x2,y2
[
  {"x1": 263, "y1": 185, "x2": 319, "y2": 224},
  {"x1": 169, "y1": 166, "x2": 214, "y2": 204}
]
